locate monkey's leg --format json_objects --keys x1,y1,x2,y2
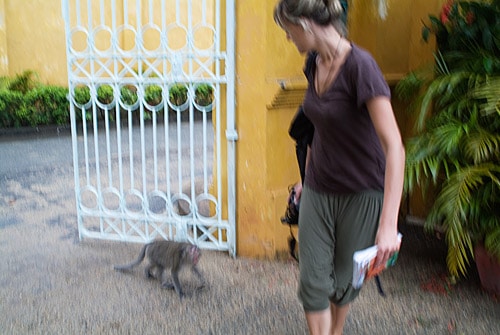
[
  {"x1": 191, "y1": 266, "x2": 207, "y2": 289},
  {"x1": 145, "y1": 265, "x2": 162, "y2": 279},
  {"x1": 160, "y1": 278, "x2": 175, "y2": 290},
  {"x1": 171, "y1": 270, "x2": 184, "y2": 299},
  {"x1": 161, "y1": 282, "x2": 175, "y2": 289},
  {"x1": 157, "y1": 268, "x2": 174, "y2": 290}
]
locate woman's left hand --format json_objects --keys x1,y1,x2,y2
[{"x1": 374, "y1": 225, "x2": 401, "y2": 267}]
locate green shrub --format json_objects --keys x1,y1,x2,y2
[
  {"x1": 24, "y1": 86, "x2": 69, "y2": 126},
  {"x1": 8, "y1": 70, "x2": 38, "y2": 94},
  {"x1": 71, "y1": 86, "x2": 93, "y2": 122},
  {"x1": 73, "y1": 86, "x2": 91, "y2": 105},
  {"x1": 0, "y1": 76, "x2": 10, "y2": 90},
  {"x1": 169, "y1": 84, "x2": 188, "y2": 106},
  {"x1": 145, "y1": 85, "x2": 162, "y2": 106},
  {"x1": 0, "y1": 69, "x2": 215, "y2": 128},
  {"x1": 97, "y1": 84, "x2": 114, "y2": 104},
  {"x1": 0, "y1": 70, "x2": 71, "y2": 128},
  {"x1": 120, "y1": 85, "x2": 138, "y2": 106},
  {"x1": 0, "y1": 89, "x2": 25, "y2": 127},
  {"x1": 194, "y1": 83, "x2": 214, "y2": 106}
]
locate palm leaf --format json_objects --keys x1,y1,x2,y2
[
  {"x1": 418, "y1": 72, "x2": 478, "y2": 131},
  {"x1": 473, "y1": 76, "x2": 500, "y2": 115},
  {"x1": 428, "y1": 122, "x2": 465, "y2": 159},
  {"x1": 446, "y1": 230, "x2": 474, "y2": 277},
  {"x1": 404, "y1": 136, "x2": 443, "y2": 193},
  {"x1": 403, "y1": 0, "x2": 500, "y2": 278},
  {"x1": 427, "y1": 164, "x2": 500, "y2": 276},
  {"x1": 463, "y1": 125, "x2": 500, "y2": 164}
]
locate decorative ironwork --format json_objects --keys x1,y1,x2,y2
[{"x1": 62, "y1": 0, "x2": 236, "y2": 255}]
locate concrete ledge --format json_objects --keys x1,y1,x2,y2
[{"x1": 0, "y1": 125, "x2": 71, "y2": 138}]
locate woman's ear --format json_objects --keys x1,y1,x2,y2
[{"x1": 300, "y1": 18, "x2": 312, "y2": 33}]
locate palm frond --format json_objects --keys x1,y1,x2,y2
[
  {"x1": 418, "y1": 72, "x2": 478, "y2": 131},
  {"x1": 429, "y1": 122, "x2": 465, "y2": 159},
  {"x1": 427, "y1": 163, "x2": 500, "y2": 276},
  {"x1": 446, "y1": 229, "x2": 474, "y2": 277},
  {"x1": 394, "y1": 71, "x2": 426, "y2": 101},
  {"x1": 464, "y1": 125, "x2": 500, "y2": 164},
  {"x1": 434, "y1": 50, "x2": 450, "y2": 76},
  {"x1": 473, "y1": 76, "x2": 500, "y2": 115},
  {"x1": 405, "y1": 0, "x2": 500, "y2": 278},
  {"x1": 404, "y1": 136, "x2": 444, "y2": 192}
]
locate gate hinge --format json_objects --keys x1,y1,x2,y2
[{"x1": 225, "y1": 129, "x2": 239, "y2": 141}]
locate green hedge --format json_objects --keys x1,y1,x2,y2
[
  {"x1": 24, "y1": 86, "x2": 69, "y2": 126},
  {"x1": 0, "y1": 70, "x2": 214, "y2": 129},
  {"x1": 0, "y1": 71, "x2": 69, "y2": 128},
  {"x1": 0, "y1": 86, "x2": 69, "y2": 128}
]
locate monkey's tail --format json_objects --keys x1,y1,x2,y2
[{"x1": 114, "y1": 243, "x2": 149, "y2": 271}]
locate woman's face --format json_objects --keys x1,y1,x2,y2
[{"x1": 281, "y1": 19, "x2": 312, "y2": 54}]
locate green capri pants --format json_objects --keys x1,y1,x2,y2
[{"x1": 298, "y1": 185, "x2": 383, "y2": 311}]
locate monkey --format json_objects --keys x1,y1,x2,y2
[{"x1": 114, "y1": 240, "x2": 207, "y2": 299}]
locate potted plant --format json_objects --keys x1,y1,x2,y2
[{"x1": 396, "y1": 0, "x2": 500, "y2": 293}]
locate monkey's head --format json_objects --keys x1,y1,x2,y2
[{"x1": 187, "y1": 245, "x2": 201, "y2": 265}]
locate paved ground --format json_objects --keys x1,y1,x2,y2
[{"x1": 0, "y1": 128, "x2": 499, "y2": 334}]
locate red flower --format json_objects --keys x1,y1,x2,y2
[
  {"x1": 440, "y1": 0, "x2": 454, "y2": 24},
  {"x1": 466, "y1": 11, "x2": 475, "y2": 25}
]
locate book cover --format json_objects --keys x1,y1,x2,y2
[{"x1": 352, "y1": 233, "x2": 402, "y2": 289}]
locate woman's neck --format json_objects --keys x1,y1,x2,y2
[{"x1": 314, "y1": 30, "x2": 346, "y2": 63}]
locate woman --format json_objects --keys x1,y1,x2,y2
[{"x1": 274, "y1": 1, "x2": 405, "y2": 334}]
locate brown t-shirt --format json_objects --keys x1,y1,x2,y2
[{"x1": 302, "y1": 44, "x2": 391, "y2": 194}]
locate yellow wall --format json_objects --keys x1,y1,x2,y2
[
  {"x1": 235, "y1": 0, "x2": 445, "y2": 258},
  {"x1": 1, "y1": 0, "x2": 209, "y2": 84},
  {"x1": 349, "y1": 0, "x2": 443, "y2": 82},
  {"x1": 0, "y1": 0, "x2": 7, "y2": 75},
  {"x1": 4, "y1": 0, "x2": 66, "y2": 85},
  {"x1": 346, "y1": 0, "x2": 443, "y2": 222},
  {"x1": 0, "y1": 0, "x2": 446, "y2": 258},
  {"x1": 0, "y1": 0, "x2": 444, "y2": 86}
]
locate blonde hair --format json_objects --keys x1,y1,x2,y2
[{"x1": 274, "y1": 0, "x2": 346, "y2": 36}]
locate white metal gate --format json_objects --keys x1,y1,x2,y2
[{"x1": 62, "y1": 0, "x2": 237, "y2": 255}]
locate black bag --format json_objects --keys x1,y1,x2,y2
[
  {"x1": 288, "y1": 106, "x2": 314, "y2": 183},
  {"x1": 280, "y1": 185, "x2": 299, "y2": 226},
  {"x1": 281, "y1": 107, "x2": 313, "y2": 262},
  {"x1": 280, "y1": 185, "x2": 300, "y2": 262},
  {"x1": 281, "y1": 105, "x2": 314, "y2": 227},
  {"x1": 280, "y1": 53, "x2": 316, "y2": 262}
]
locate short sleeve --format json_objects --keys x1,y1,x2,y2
[{"x1": 351, "y1": 48, "x2": 391, "y2": 109}]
